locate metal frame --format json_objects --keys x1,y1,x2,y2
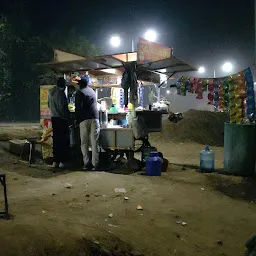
[
  {"x1": 39, "y1": 50, "x2": 196, "y2": 83},
  {"x1": 100, "y1": 128, "x2": 135, "y2": 150},
  {"x1": 0, "y1": 174, "x2": 8, "y2": 219},
  {"x1": 158, "y1": 72, "x2": 176, "y2": 88}
]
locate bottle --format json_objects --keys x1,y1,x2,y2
[
  {"x1": 126, "y1": 112, "x2": 132, "y2": 127},
  {"x1": 200, "y1": 145, "x2": 214, "y2": 172},
  {"x1": 103, "y1": 111, "x2": 108, "y2": 127},
  {"x1": 146, "y1": 152, "x2": 162, "y2": 176}
]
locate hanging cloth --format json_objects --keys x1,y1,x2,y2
[{"x1": 121, "y1": 62, "x2": 138, "y2": 106}]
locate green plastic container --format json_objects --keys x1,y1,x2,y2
[{"x1": 224, "y1": 123, "x2": 256, "y2": 176}]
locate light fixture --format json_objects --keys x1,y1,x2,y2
[
  {"x1": 101, "y1": 68, "x2": 116, "y2": 74},
  {"x1": 117, "y1": 77, "x2": 122, "y2": 84},
  {"x1": 110, "y1": 36, "x2": 121, "y2": 47},
  {"x1": 167, "y1": 90, "x2": 170, "y2": 94},
  {"x1": 222, "y1": 62, "x2": 233, "y2": 73},
  {"x1": 198, "y1": 67, "x2": 205, "y2": 74},
  {"x1": 144, "y1": 29, "x2": 157, "y2": 42}
]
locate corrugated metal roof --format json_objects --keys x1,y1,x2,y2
[
  {"x1": 38, "y1": 51, "x2": 197, "y2": 80},
  {"x1": 139, "y1": 56, "x2": 197, "y2": 75},
  {"x1": 39, "y1": 59, "x2": 108, "y2": 72}
]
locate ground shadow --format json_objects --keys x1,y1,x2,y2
[
  {"x1": 169, "y1": 163, "x2": 199, "y2": 171},
  {"x1": 206, "y1": 174, "x2": 256, "y2": 201},
  {"x1": 0, "y1": 142, "x2": 139, "y2": 178},
  {"x1": 170, "y1": 161, "x2": 256, "y2": 202}
]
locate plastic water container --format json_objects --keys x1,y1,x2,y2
[
  {"x1": 146, "y1": 152, "x2": 162, "y2": 176},
  {"x1": 126, "y1": 112, "x2": 132, "y2": 127},
  {"x1": 99, "y1": 110, "x2": 108, "y2": 127},
  {"x1": 200, "y1": 145, "x2": 214, "y2": 172},
  {"x1": 121, "y1": 119, "x2": 127, "y2": 126}
]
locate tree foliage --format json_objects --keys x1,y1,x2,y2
[
  {"x1": 39, "y1": 29, "x2": 100, "y2": 85},
  {"x1": 0, "y1": 14, "x2": 100, "y2": 121},
  {"x1": 48, "y1": 28, "x2": 100, "y2": 57},
  {"x1": 0, "y1": 16, "x2": 14, "y2": 116}
]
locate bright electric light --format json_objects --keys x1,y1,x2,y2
[
  {"x1": 198, "y1": 67, "x2": 205, "y2": 74},
  {"x1": 222, "y1": 62, "x2": 233, "y2": 73},
  {"x1": 110, "y1": 36, "x2": 121, "y2": 47},
  {"x1": 101, "y1": 68, "x2": 116, "y2": 74},
  {"x1": 166, "y1": 90, "x2": 170, "y2": 94},
  {"x1": 144, "y1": 29, "x2": 157, "y2": 42},
  {"x1": 117, "y1": 77, "x2": 122, "y2": 84}
]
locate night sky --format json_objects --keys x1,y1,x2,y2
[{"x1": 1, "y1": 0, "x2": 255, "y2": 77}]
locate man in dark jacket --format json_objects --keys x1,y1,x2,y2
[
  {"x1": 75, "y1": 75, "x2": 100, "y2": 170},
  {"x1": 48, "y1": 77, "x2": 70, "y2": 168}
]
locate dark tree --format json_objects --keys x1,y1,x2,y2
[{"x1": 0, "y1": 11, "x2": 100, "y2": 121}]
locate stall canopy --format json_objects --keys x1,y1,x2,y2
[
  {"x1": 39, "y1": 49, "x2": 197, "y2": 79},
  {"x1": 54, "y1": 49, "x2": 86, "y2": 62},
  {"x1": 140, "y1": 57, "x2": 197, "y2": 75}
]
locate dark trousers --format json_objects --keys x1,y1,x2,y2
[{"x1": 51, "y1": 117, "x2": 70, "y2": 163}]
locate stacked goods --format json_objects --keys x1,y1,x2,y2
[
  {"x1": 176, "y1": 77, "x2": 189, "y2": 96},
  {"x1": 228, "y1": 72, "x2": 246, "y2": 124},
  {"x1": 176, "y1": 68, "x2": 255, "y2": 124},
  {"x1": 244, "y1": 68, "x2": 255, "y2": 118},
  {"x1": 216, "y1": 80, "x2": 229, "y2": 112},
  {"x1": 207, "y1": 79, "x2": 214, "y2": 105}
]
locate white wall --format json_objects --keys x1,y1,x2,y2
[{"x1": 167, "y1": 88, "x2": 214, "y2": 113}]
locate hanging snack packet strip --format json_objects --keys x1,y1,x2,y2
[
  {"x1": 229, "y1": 74, "x2": 244, "y2": 124},
  {"x1": 213, "y1": 79, "x2": 219, "y2": 111},
  {"x1": 207, "y1": 79, "x2": 214, "y2": 105},
  {"x1": 244, "y1": 68, "x2": 255, "y2": 118}
]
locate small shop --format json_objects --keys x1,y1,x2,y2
[
  {"x1": 173, "y1": 67, "x2": 256, "y2": 176},
  {"x1": 39, "y1": 38, "x2": 196, "y2": 168}
]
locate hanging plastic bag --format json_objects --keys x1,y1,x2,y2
[{"x1": 131, "y1": 116, "x2": 148, "y2": 139}]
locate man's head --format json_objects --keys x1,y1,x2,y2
[
  {"x1": 77, "y1": 75, "x2": 90, "y2": 89},
  {"x1": 57, "y1": 77, "x2": 66, "y2": 90}
]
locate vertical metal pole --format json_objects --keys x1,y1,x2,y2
[
  {"x1": 254, "y1": 0, "x2": 256, "y2": 65},
  {"x1": 130, "y1": 5, "x2": 135, "y2": 53},
  {"x1": 64, "y1": 73, "x2": 68, "y2": 98},
  {"x1": 95, "y1": 88, "x2": 99, "y2": 101},
  {"x1": 157, "y1": 87, "x2": 161, "y2": 102},
  {"x1": 213, "y1": 69, "x2": 216, "y2": 78}
]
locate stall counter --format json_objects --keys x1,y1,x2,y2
[
  {"x1": 108, "y1": 110, "x2": 167, "y2": 132},
  {"x1": 100, "y1": 127, "x2": 134, "y2": 150}
]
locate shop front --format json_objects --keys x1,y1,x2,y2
[{"x1": 39, "y1": 39, "x2": 196, "y2": 165}]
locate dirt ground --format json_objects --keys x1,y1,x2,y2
[
  {"x1": 0, "y1": 123, "x2": 41, "y2": 141},
  {"x1": 0, "y1": 129, "x2": 256, "y2": 256}
]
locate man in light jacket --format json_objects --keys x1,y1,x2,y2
[
  {"x1": 75, "y1": 75, "x2": 100, "y2": 171},
  {"x1": 48, "y1": 77, "x2": 70, "y2": 168}
]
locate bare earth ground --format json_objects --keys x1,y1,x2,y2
[
  {"x1": 0, "y1": 126, "x2": 256, "y2": 256},
  {"x1": 0, "y1": 123, "x2": 41, "y2": 141}
]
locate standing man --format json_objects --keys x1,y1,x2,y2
[
  {"x1": 75, "y1": 75, "x2": 100, "y2": 171},
  {"x1": 48, "y1": 77, "x2": 70, "y2": 168}
]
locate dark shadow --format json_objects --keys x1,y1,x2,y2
[
  {"x1": 206, "y1": 174, "x2": 256, "y2": 201},
  {"x1": 169, "y1": 163, "x2": 199, "y2": 170}
]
